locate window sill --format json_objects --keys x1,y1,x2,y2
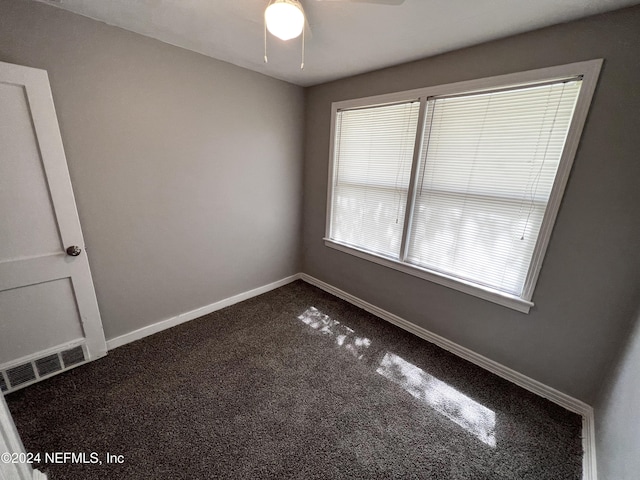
[{"x1": 323, "y1": 238, "x2": 534, "y2": 314}]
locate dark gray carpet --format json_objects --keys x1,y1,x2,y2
[{"x1": 6, "y1": 280, "x2": 583, "y2": 479}]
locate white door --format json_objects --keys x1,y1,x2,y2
[{"x1": 0, "y1": 61, "x2": 107, "y2": 394}]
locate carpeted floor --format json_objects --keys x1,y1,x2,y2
[{"x1": 6, "y1": 280, "x2": 583, "y2": 479}]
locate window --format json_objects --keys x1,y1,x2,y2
[{"x1": 325, "y1": 60, "x2": 602, "y2": 312}]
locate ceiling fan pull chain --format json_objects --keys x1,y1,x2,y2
[{"x1": 264, "y1": 13, "x2": 269, "y2": 63}]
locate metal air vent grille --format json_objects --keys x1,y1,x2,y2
[
  {"x1": 1, "y1": 343, "x2": 87, "y2": 395},
  {"x1": 7, "y1": 363, "x2": 36, "y2": 388},
  {"x1": 62, "y1": 346, "x2": 85, "y2": 367},
  {"x1": 35, "y1": 354, "x2": 62, "y2": 377}
]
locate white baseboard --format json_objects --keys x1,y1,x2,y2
[
  {"x1": 299, "y1": 273, "x2": 597, "y2": 480},
  {"x1": 106, "y1": 274, "x2": 301, "y2": 350}
]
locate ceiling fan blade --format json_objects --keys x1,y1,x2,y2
[{"x1": 314, "y1": 0, "x2": 405, "y2": 4}]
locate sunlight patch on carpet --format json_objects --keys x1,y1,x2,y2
[
  {"x1": 298, "y1": 307, "x2": 371, "y2": 359},
  {"x1": 376, "y1": 352, "x2": 496, "y2": 447}
]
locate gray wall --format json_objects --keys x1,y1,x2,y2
[
  {"x1": 0, "y1": 0, "x2": 304, "y2": 340},
  {"x1": 596, "y1": 307, "x2": 640, "y2": 479},
  {"x1": 302, "y1": 6, "x2": 640, "y2": 403}
]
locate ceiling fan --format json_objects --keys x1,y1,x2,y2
[{"x1": 264, "y1": 0, "x2": 404, "y2": 68}]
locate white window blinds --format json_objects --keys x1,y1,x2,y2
[
  {"x1": 325, "y1": 61, "x2": 601, "y2": 310},
  {"x1": 407, "y1": 81, "x2": 582, "y2": 296},
  {"x1": 330, "y1": 101, "x2": 419, "y2": 258}
]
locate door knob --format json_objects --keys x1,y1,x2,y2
[{"x1": 66, "y1": 246, "x2": 82, "y2": 256}]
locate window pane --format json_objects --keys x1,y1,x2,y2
[
  {"x1": 407, "y1": 81, "x2": 582, "y2": 295},
  {"x1": 330, "y1": 102, "x2": 419, "y2": 258},
  {"x1": 409, "y1": 193, "x2": 545, "y2": 294}
]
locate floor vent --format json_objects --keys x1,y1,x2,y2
[
  {"x1": 62, "y1": 346, "x2": 85, "y2": 367},
  {"x1": 35, "y1": 354, "x2": 62, "y2": 377},
  {"x1": 1, "y1": 343, "x2": 87, "y2": 394},
  {"x1": 7, "y1": 363, "x2": 36, "y2": 388}
]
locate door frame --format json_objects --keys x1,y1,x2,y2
[{"x1": 0, "y1": 394, "x2": 46, "y2": 480}]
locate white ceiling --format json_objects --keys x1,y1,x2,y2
[{"x1": 37, "y1": 0, "x2": 639, "y2": 86}]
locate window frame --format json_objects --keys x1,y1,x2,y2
[{"x1": 324, "y1": 59, "x2": 603, "y2": 313}]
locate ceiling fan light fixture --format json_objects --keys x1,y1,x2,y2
[{"x1": 265, "y1": 0, "x2": 305, "y2": 41}]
